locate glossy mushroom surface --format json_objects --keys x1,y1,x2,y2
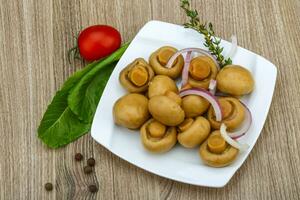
[
  {"x1": 113, "y1": 93, "x2": 150, "y2": 129},
  {"x1": 199, "y1": 130, "x2": 239, "y2": 167},
  {"x1": 148, "y1": 75, "x2": 178, "y2": 98},
  {"x1": 148, "y1": 95, "x2": 185, "y2": 126},
  {"x1": 140, "y1": 119, "x2": 177, "y2": 153},
  {"x1": 207, "y1": 97, "x2": 245, "y2": 130},
  {"x1": 177, "y1": 117, "x2": 211, "y2": 148},
  {"x1": 216, "y1": 65, "x2": 254, "y2": 96},
  {"x1": 119, "y1": 58, "x2": 155, "y2": 93},
  {"x1": 149, "y1": 46, "x2": 184, "y2": 79},
  {"x1": 182, "y1": 95, "x2": 209, "y2": 118},
  {"x1": 188, "y1": 56, "x2": 218, "y2": 89},
  {"x1": 165, "y1": 90, "x2": 182, "y2": 106}
]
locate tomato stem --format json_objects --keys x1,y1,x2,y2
[
  {"x1": 68, "y1": 46, "x2": 82, "y2": 64},
  {"x1": 68, "y1": 31, "x2": 82, "y2": 64}
]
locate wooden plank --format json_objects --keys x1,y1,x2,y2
[{"x1": 0, "y1": 0, "x2": 299, "y2": 199}]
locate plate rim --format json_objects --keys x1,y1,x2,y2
[{"x1": 91, "y1": 20, "x2": 278, "y2": 187}]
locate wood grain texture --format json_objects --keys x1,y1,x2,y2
[{"x1": 0, "y1": 0, "x2": 300, "y2": 199}]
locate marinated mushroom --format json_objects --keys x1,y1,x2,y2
[
  {"x1": 119, "y1": 58, "x2": 155, "y2": 93},
  {"x1": 113, "y1": 93, "x2": 150, "y2": 129},
  {"x1": 207, "y1": 97, "x2": 245, "y2": 130},
  {"x1": 165, "y1": 91, "x2": 182, "y2": 106},
  {"x1": 149, "y1": 46, "x2": 184, "y2": 79},
  {"x1": 199, "y1": 130, "x2": 239, "y2": 167},
  {"x1": 148, "y1": 75, "x2": 178, "y2": 98},
  {"x1": 148, "y1": 95, "x2": 185, "y2": 126},
  {"x1": 177, "y1": 117, "x2": 210, "y2": 148},
  {"x1": 216, "y1": 65, "x2": 254, "y2": 96},
  {"x1": 188, "y1": 56, "x2": 218, "y2": 89},
  {"x1": 182, "y1": 95, "x2": 209, "y2": 118},
  {"x1": 140, "y1": 119, "x2": 177, "y2": 153}
]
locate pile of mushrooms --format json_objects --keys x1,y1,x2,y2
[{"x1": 113, "y1": 45, "x2": 255, "y2": 168}]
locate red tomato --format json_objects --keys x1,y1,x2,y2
[{"x1": 78, "y1": 25, "x2": 121, "y2": 61}]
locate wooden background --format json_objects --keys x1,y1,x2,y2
[{"x1": 0, "y1": 0, "x2": 299, "y2": 199}]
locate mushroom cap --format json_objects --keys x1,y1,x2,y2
[
  {"x1": 207, "y1": 97, "x2": 245, "y2": 130},
  {"x1": 188, "y1": 56, "x2": 218, "y2": 89},
  {"x1": 148, "y1": 95, "x2": 185, "y2": 126},
  {"x1": 140, "y1": 119, "x2": 177, "y2": 153},
  {"x1": 149, "y1": 46, "x2": 184, "y2": 79},
  {"x1": 148, "y1": 75, "x2": 178, "y2": 98},
  {"x1": 113, "y1": 93, "x2": 150, "y2": 129},
  {"x1": 199, "y1": 130, "x2": 239, "y2": 167},
  {"x1": 216, "y1": 65, "x2": 254, "y2": 96},
  {"x1": 177, "y1": 117, "x2": 211, "y2": 148},
  {"x1": 119, "y1": 58, "x2": 155, "y2": 93},
  {"x1": 165, "y1": 91, "x2": 182, "y2": 106},
  {"x1": 182, "y1": 95, "x2": 209, "y2": 118}
]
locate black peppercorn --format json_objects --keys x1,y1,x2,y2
[
  {"x1": 75, "y1": 153, "x2": 83, "y2": 161},
  {"x1": 45, "y1": 183, "x2": 53, "y2": 191},
  {"x1": 87, "y1": 158, "x2": 95, "y2": 167},
  {"x1": 88, "y1": 185, "x2": 98, "y2": 193},
  {"x1": 84, "y1": 166, "x2": 93, "y2": 174}
]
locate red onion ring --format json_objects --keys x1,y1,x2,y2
[
  {"x1": 220, "y1": 123, "x2": 249, "y2": 151},
  {"x1": 166, "y1": 48, "x2": 220, "y2": 70},
  {"x1": 179, "y1": 88, "x2": 222, "y2": 121},
  {"x1": 226, "y1": 35, "x2": 237, "y2": 59},
  {"x1": 208, "y1": 79, "x2": 217, "y2": 95},
  {"x1": 227, "y1": 101, "x2": 252, "y2": 139},
  {"x1": 181, "y1": 51, "x2": 192, "y2": 87}
]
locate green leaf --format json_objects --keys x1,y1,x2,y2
[
  {"x1": 37, "y1": 42, "x2": 130, "y2": 148},
  {"x1": 37, "y1": 61, "x2": 99, "y2": 148},
  {"x1": 68, "y1": 43, "x2": 130, "y2": 123},
  {"x1": 68, "y1": 62, "x2": 116, "y2": 123}
]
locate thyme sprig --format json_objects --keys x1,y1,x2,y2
[{"x1": 180, "y1": 0, "x2": 232, "y2": 67}]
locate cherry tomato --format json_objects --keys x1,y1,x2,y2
[{"x1": 77, "y1": 25, "x2": 121, "y2": 61}]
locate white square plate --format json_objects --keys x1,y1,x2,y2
[{"x1": 91, "y1": 20, "x2": 277, "y2": 187}]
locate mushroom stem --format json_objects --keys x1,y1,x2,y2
[
  {"x1": 219, "y1": 99, "x2": 233, "y2": 119},
  {"x1": 149, "y1": 46, "x2": 184, "y2": 79},
  {"x1": 128, "y1": 65, "x2": 149, "y2": 86},
  {"x1": 207, "y1": 134, "x2": 227, "y2": 154},
  {"x1": 189, "y1": 57, "x2": 211, "y2": 80},
  {"x1": 178, "y1": 118, "x2": 194, "y2": 132},
  {"x1": 199, "y1": 131, "x2": 239, "y2": 167},
  {"x1": 208, "y1": 97, "x2": 245, "y2": 130},
  {"x1": 147, "y1": 121, "x2": 166, "y2": 138},
  {"x1": 140, "y1": 119, "x2": 177, "y2": 153},
  {"x1": 158, "y1": 49, "x2": 177, "y2": 66}
]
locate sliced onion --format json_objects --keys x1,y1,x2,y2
[
  {"x1": 228, "y1": 102, "x2": 252, "y2": 139},
  {"x1": 220, "y1": 123, "x2": 249, "y2": 151},
  {"x1": 179, "y1": 88, "x2": 222, "y2": 121},
  {"x1": 226, "y1": 35, "x2": 237, "y2": 59},
  {"x1": 166, "y1": 48, "x2": 220, "y2": 69},
  {"x1": 181, "y1": 51, "x2": 192, "y2": 87},
  {"x1": 208, "y1": 79, "x2": 217, "y2": 95}
]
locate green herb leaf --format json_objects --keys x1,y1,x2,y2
[
  {"x1": 37, "y1": 61, "x2": 99, "y2": 148},
  {"x1": 38, "y1": 42, "x2": 130, "y2": 148},
  {"x1": 68, "y1": 62, "x2": 116, "y2": 123},
  {"x1": 180, "y1": 0, "x2": 232, "y2": 68},
  {"x1": 68, "y1": 43, "x2": 130, "y2": 123}
]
